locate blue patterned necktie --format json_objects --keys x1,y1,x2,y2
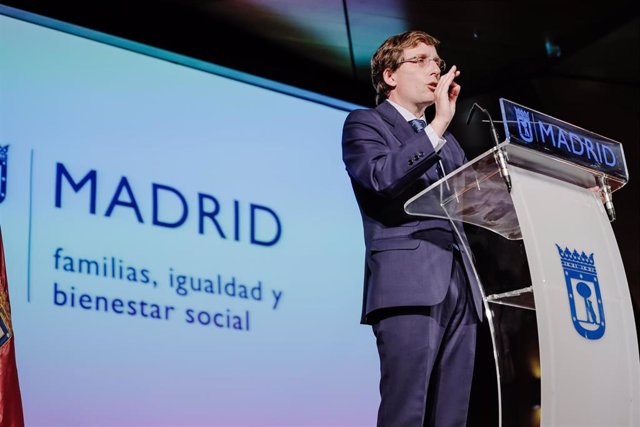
[{"x1": 409, "y1": 119, "x2": 427, "y2": 133}]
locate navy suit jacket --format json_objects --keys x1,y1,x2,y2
[{"x1": 342, "y1": 101, "x2": 483, "y2": 324}]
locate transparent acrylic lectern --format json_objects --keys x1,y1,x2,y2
[{"x1": 405, "y1": 100, "x2": 639, "y2": 427}]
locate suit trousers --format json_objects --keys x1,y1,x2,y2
[{"x1": 372, "y1": 250, "x2": 478, "y2": 427}]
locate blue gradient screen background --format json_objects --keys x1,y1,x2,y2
[{"x1": 0, "y1": 14, "x2": 378, "y2": 426}]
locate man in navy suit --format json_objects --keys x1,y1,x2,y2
[{"x1": 342, "y1": 31, "x2": 483, "y2": 427}]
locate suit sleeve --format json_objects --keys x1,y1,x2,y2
[{"x1": 342, "y1": 109, "x2": 441, "y2": 199}]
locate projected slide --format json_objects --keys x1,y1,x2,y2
[{"x1": 0, "y1": 12, "x2": 377, "y2": 426}]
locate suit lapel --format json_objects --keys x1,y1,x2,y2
[
  {"x1": 376, "y1": 101, "x2": 416, "y2": 145},
  {"x1": 376, "y1": 101, "x2": 448, "y2": 181}
]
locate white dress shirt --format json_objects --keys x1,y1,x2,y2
[{"x1": 386, "y1": 99, "x2": 447, "y2": 152}]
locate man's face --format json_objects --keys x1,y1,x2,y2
[{"x1": 385, "y1": 42, "x2": 442, "y2": 112}]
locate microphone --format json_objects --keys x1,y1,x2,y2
[
  {"x1": 599, "y1": 176, "x2": 616, "y2": 222},
  {"x1": 466, "y1": 103, "x2": 512, "y2": 192},
  {"x1": 465, "y1": 104, "x2": 477, "y2": 125}
]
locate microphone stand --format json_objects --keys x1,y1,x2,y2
[
  {"x1": 599, "y1": 175, "x2": 616, "y2": 222},
  {"x1": 466, "y1": 103, "x2": 512, "y2": 192}
]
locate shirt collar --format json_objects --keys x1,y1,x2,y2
[{"x1": 385, "y1": 99, "x2": 426, "y2": 123}]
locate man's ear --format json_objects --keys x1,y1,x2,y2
[{"x1": 382, "y1": 68, "x2": 396, "y2": 90}]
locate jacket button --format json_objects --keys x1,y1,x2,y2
[
  {"x1": 413, "y1": 154, "x2": 420, "y2": 161},
  {"x1": 408, "y1": 159, "x2": 414, "y2": 166}
]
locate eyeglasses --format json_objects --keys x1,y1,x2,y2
[{"x1": 397, "y1": 55, "x2": 446, "y2": 72}]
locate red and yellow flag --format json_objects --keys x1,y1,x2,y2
[{"x1": 0, "y1": 228, "x2": 24, "y2": 427}]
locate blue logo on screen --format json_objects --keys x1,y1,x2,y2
[
  {"x1": 556, "y1": 244, "x2": 605, "y2": 340},
  {"x1": 0, "y1": 145, "x2": 8, "y2": 204},
  {"x1": 515, "y1": 107, "x2": 534, "y2": 143}
]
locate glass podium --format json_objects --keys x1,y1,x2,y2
[{"x1": 404, "y1": 100, "x2": 638, "y2": 427}]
